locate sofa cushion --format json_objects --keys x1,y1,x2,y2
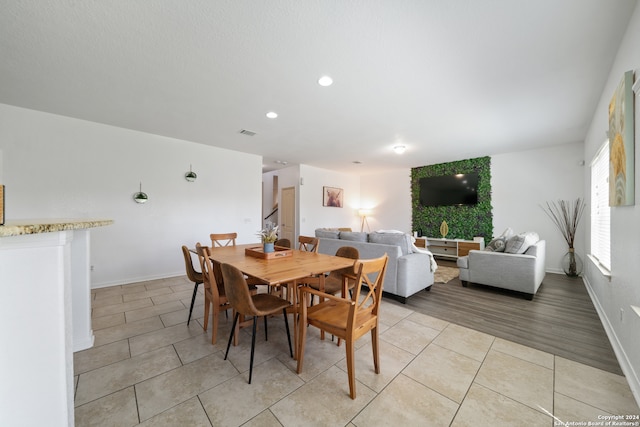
[
  {"x1": 315, "y1": 229, "x2": 340, "y2": 239},
  {"x1": 485, "y1": 236, "x2": 508, "y2": 252},
  {"x1": 339, "y1": 231, "x2": 369, "y2": 242},
  {"x1": 369, "y1": 231, "x2": 412, "y2": 255},
  {"x1": 505, "y1": 231, "x2": 539, "y2": 254}
]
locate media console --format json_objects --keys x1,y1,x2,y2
[{"x1": 415, "y1": 237, "x2": 485, "y2": 259}]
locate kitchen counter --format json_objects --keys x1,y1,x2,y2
[
  {"x1": 1, "y1": 218, "x2": 113, "y2": 426},
  {"x1": 0, "y1": 218, "x2": 113, "y2": 236}
]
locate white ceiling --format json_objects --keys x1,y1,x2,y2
[{"x1": 0, "y1": 0, "x2": 637, "y2": 173}]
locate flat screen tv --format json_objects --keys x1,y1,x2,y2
[{"x1": 419, "y1": 173, "x2": 479, "y2": 207}]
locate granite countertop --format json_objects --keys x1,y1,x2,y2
[{"x1": 0, "y1": 219, "x2": 114, "y2": 237}]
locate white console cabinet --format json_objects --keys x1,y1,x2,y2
[{"x1": 416, "y1": 237, "x2": 485, "y2": 259}]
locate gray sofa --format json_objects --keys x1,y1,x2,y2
[
  {"x1": 456, "y1": 239, "x2": 546, "y2": 300},
  {"x1": 315, "y1": 229, "x2": 435, "y2": 303}
]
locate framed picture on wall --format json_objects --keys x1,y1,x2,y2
[
  {"x1": 323, "y1": 186, "x2": 343, "y2": 207},
  {"x1": 0, "y1": 185, "x2": 4, "y2": 225},
  {"x1": 609, "y1": 70, "x2": 635, "y2": 206}
]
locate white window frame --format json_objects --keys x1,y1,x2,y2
[{"x1": 590, "y1": 140, "x2": 611, "y2": 274}]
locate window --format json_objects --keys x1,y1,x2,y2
[{"x1": 590, "y1": 140, "x2": 611, "y2": 272}]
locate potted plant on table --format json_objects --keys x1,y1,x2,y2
[
  {"x1": 258, "y1": 222, "x2": 279, "y2": 253},
  {"x1": 542, "y1": 198, "x2": 586, "y2": 277}
]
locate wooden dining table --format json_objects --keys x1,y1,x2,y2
[{"x1": 207, "y1": 243, "x2": 355, "y2": 358}]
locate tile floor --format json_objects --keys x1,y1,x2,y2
[{"x1": 74, "y1": 275, "x2": 640, "y2": 426}]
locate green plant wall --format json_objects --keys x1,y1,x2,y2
[{"x1": 412, "y1": 156, "x2": 493, "y2": 244}]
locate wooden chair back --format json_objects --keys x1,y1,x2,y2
[
  {"x1": 210, "y1": 232, "x2": 237, "y2": 247},
  {"x1": 181, "y1": 245, "x2": 203, "y2": 284},
  {"x1": 297, "y1": 235, "x2": 319, "y2": 253},
  {"x1": 195, "y1": 243, "x2": 222, "y2": 300},
  {"x1": 274, "y1": 238, "x2": 291, "y2": 248},
  {"x1": 327, "y1": 246, "x2": 359, "y2": 282},
  {"x1": 350, "y1": 254, "x2": 388, "y2": 319}
]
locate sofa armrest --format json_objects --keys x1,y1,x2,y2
[{"x1": 396, "y1": 253, "x2": 434, "y2": 298}]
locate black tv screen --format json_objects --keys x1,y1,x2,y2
[{"x1": 419, "y1": 173, "x2": 479, "y2": 207}]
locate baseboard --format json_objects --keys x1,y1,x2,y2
[
  {"x1": 91, "y1": 271, "x2": 185, "y2": 289},
  {"x1": 582, "y1": 275, "x2": 640, "y2": 407}
]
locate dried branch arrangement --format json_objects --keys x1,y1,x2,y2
[{"x1": 542, "y1": 198, "x2": 586, "y2": 249}]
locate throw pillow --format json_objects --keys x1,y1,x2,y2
[
  {"x1": 339, "y1": 231, "x2": 369, "y2": 242},
  {"x1": 498, "y1": 227, "x2": 515, "y2": 239},
  {"x1": 484, "y1": 236, "x2": 507, "y2": 252},
  {"x1": 505, "y1": 231, "x2": 540, "y2": 254}
]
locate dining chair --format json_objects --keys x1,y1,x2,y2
[
  {"x1": 305, "y1": 246, "x2": 359, "y2": 301},
  {"x1": 297, "y1": 235, "x2": 319, "y2": 253},
  {"x1": 196, "y1": 243, "x2": 257, "y2": 344},
  {"x1": 210, "y1": 232, "x2": 237, "y2": 247},
  {"x1": 181, "y1": 245, "x2": 203, "y2": 326},
  {"x1": 274, "y1": 238, "x2": 291, "y2": 248},
  {"x1": 221, "y1": 263, "x2": 293, "y2": 384},
  {"x1": 297, "y1": 254, "x2": 388, "y2": 399}
]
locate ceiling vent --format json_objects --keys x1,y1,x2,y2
[{"x1": 239, "y1": 129, "x2": 257, "y2": 136}]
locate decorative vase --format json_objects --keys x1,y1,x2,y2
[
  {"x1": 440, "y1": 221, "x2": 449, "y2": 238},
  {"x1": 562, "y1": 248, "x2": 583, "y2": 277},
  {"x1": 263, "y1": 242, "x2": 275, "y2": 253}
]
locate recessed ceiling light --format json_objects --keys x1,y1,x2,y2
[
  {"x1": 393, "y1": 145, "x2": 406, "y2": 154},
  {"x1": 318, "y1": 75, "x2": 333, "y2": 87},
  {"x1": 266, "y1": 111, "x2": 278, "y2": 119}
]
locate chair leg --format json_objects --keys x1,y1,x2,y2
[
  {"x1": 296, "y1": 311, "x2": 307, "y2": 373},
  {"x1": 249, "y1": 316, "x2": 258, "y2": 384},
  {"x1": 203, "y1": 296, "x2": 210, "y2": 331},
  {"x1": 282, "y1": 308, "x2": 293, "y2": 357},
  {"x1": 264, "y1": 315, "x2": 268, "y2": 341},
  {"x1": 187, "y1": 282, "x2": 199, "y2": 325},
  {"x1": 224, "y1": 312, "x2": 240, "y2": 360},
  {"x1": 346, "y1": 339, "x2": 356, "y2": 399},
  {"x1": 371, "y1": 327, "x2": 380, "y2": 374},
  {"x1": 211, "y1": 304, "x2": 219, "y2": 344}
]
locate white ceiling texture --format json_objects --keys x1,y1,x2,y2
[{"x1": 0, "y1": 0, "x2": 637, "y2": 173}]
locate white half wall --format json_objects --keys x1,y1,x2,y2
[{"x1": 0, "y1": 103, "x2": 262, "y2": 287}]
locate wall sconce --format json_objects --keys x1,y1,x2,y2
[
  {"x1": 185, "y1": 164, "x2": 197, "y2": 182},
  {"x1": 133, "y1": 182, "x2": 148, "y2": 204},
  {"x1": 358, "y1": 208, "x2": 372, "y2": 232}
]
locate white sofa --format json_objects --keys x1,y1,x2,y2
[
  {"x1": 456, "y1": 239, "x2": 546, "y2": 300},
  {"x1": 315, "y1": 229, "x2": 435, "y2": 303}
]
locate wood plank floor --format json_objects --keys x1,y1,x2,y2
[{"x1": 398, "y1": 260, "x2": 622, "y2": 375}]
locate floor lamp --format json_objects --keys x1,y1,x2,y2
[{"x1": 359, "y1": 209, "x2": 371, "y2": 232}]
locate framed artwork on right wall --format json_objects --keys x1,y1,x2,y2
[{"x1": 609, "y1": 70, "x2": 635, "y2": 207}]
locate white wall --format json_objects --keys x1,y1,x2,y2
[
  {"x1": 299, "y1": 165, "x2": 361, "y2": 235},
  {"x1": 582, "y1": 3, "x2": 640, "y2": 402},
  {"x1": 492, "y1": 143, "x2": 586, "y2": 273},
  {"x1": 0, "y1": 103, "x2": 262, "y2": 287},
  {"x1": 360, "y1": 169, "x2": 412, "y2": 233}
]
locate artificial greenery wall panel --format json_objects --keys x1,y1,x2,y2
[{"x1": 411, "y1": 156, "x2": 493, "y2": 243}]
